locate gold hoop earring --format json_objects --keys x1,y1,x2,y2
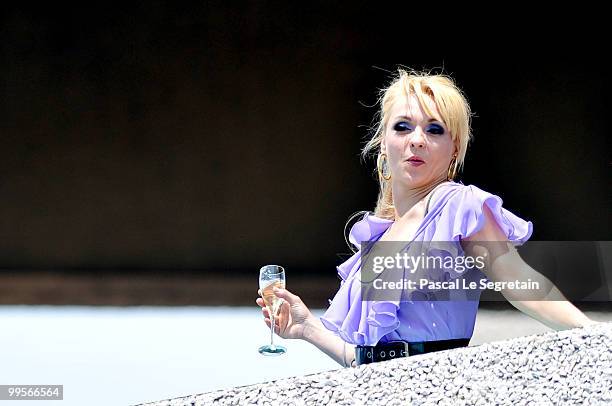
[
  {"x1": 377, "y1": 153, "x2": 391, "y2": 181},
  {"x1": 447, "y1": 155, "x2": 458, "y2": 181}
]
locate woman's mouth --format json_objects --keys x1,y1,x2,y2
[{"x1": 405, "y1": 156, "x2": 425, "y2": 166}]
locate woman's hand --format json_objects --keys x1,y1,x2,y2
[{"x1": 256, "y1": 287, "x2": 315, "y2": 340}]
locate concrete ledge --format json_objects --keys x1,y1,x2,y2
[{"x1": 136, "y1": 322, "x2": 612, "y2": 405}]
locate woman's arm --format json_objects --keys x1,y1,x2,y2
[
  {"x1": 302, "y1": 316, "x2": 357, "y2": 368},
  {"x1": 507, "y1": 292, "x2": 597, "y2": 330},
  {"x1": 462, "y1": 205, "x2": 598, "y2": 331}
]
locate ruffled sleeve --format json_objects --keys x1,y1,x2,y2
[
  {"x1": 416, "y1": 183, "x2": 533, "y2": 289},
  {"x1": 440, "y1": 184, "x2": 533, "y2": 244},
  {"x1": 347, "y1": 212, "x2": 395, "y2": 250},
  {"x1": 336, "y1": 212, "x2": 394, "y2": 283}
]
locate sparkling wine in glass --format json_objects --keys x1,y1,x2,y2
[{"x1": 258, "y1": 265, "x2": 287, "y2": 356}]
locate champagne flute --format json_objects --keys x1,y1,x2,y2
[{"x1": 258, "y1": 264, "x2": 287, "y2": 356}]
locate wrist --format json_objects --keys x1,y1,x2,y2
[{"x1": 301, "y1": 315, "x2": 323, "y2": 343}]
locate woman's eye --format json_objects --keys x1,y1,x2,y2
[
  {"x1": 393, "y1": 122, "x2": 413, "y2": 132},
  {"x1": 427, "y1": 124, "x2": 445, "y2": 135}
]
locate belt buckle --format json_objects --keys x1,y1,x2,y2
[
  {"x1": 401, "y1": 341, "x2": 410, "y2": 357},
  {"x1": 394, "y1": 341, "x2": 409, "y2": 358}
]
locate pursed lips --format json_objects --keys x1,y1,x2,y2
[{"x1": 405, "y1": 156, "x2": 425, "y2": 164}]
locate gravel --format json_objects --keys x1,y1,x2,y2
[{"x1": 136, "y1": 322, "x2": 612, "y2": 406}]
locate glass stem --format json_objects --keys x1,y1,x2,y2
[{"x1": 270, "y1": 312, "x2": 275, "y2": 349}]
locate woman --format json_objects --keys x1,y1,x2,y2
[{"x1": 255, "y1": 69, "x2": 598, "y2": 368}]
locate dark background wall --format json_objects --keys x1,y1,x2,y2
[{"x1": 1, "y1": 3, "x2": 610, "y2": 276}]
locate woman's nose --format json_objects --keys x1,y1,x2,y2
[{"x1": 409, "y1": 128, "x2": 426, "y2": 148}]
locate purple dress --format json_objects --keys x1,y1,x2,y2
[{"x1": 320, "y1": 182, "x2": 533, "y2": 346}]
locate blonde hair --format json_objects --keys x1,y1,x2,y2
[{"x1": 360, "y1": 68, "x2": 473, "y2": 221}]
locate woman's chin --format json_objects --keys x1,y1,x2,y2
[{"x1": 397, "y1": 174, "x2": 429, "y2": 189}]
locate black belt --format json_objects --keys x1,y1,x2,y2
[{"x1": 355, "y1": 338, "x2": 470, "y2": 365}]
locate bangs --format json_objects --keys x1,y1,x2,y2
[{"x1": 399, "y1": 78, "x2": 464, "y2": 146}]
